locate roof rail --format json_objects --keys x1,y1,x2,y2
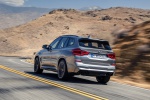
[{"x1": 61, "y1": 35, "x2": 79, "y2": 37}]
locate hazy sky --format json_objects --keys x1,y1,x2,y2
[{"x1": 0, "y1": 0, "x2": 150, "y2": 9}]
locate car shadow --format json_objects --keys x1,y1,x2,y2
[{"x1": 24, "y1": 71, "x2": 107, "y2": 85}]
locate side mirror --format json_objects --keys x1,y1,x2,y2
[
  {"x1": 48, "y1": 45, "x2": 52, "y2": 51},
  {"x1": 42, "y1": 44, "x2": 48, "y2": 49}
]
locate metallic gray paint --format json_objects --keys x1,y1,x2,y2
[{"x1": 35, "y1": 35, "x2": 116, "y2": 76}]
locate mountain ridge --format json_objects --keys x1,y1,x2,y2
[
  {"x1": 0, "y1": 7, "x2": 150, "y2": 56},
  {"x1": 0, "y1": 3, "x2": 51, "y2": 29}
]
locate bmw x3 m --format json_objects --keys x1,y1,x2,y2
[{"x1": 34, "y1": 35, "x2": 116, "y2": 84}]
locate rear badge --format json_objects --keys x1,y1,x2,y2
[{"x1": 98, "y1": 50, "x2": 106, "y2": 54}]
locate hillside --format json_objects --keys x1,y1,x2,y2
[
  {"x1": 0, "y1": 4, "x2": 50, "y2": 29},
  {"x1": 112, "y1": 20, "x2": 150, "y2": 88},
  {"x1": 0, "y1": 7, "x2": 150, "y2": 57}
]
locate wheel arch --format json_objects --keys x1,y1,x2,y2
[
  {"x1": 35, "y1": 56, "x2": 39, "y2": 59},
  {"x1": 57, "y1": 57, "x2": 68, "y2": 70},
  {"x1": 34, "y1": 56, "x2": 39, "y2": 65},
  {"x1": 58, "y1": 58, "x2": 67, "y2": 66}
]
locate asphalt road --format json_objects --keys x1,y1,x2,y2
[{"x1": 0, "y1": 56, "x2": 150, "y2": 100}]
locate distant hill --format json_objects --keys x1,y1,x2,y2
[
  {"x1": 0, "y1": 7, "x2": 150, "y2": 56},
  {"x1": 79, "y1": 6, "x2": 102, "y2": 11},
  {"x1": 0, "y1": 4, "x2": 51, "y2": 29}
]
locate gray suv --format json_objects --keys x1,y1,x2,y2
[{"x1": 34, "y1": 35, "x2": 116, "y2": 84}]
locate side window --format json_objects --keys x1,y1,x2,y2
[
  {"x1": 50, "y1": 37, "x2": 61, "y2": 49},
  {"x1": 57, "y1": 37, "x2": 68, "y2": 49},
  {"x1": 67, "y1": 38, "x2": 75, "y2": 47}
]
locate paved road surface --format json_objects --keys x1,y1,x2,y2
[{"x1": 0, "y1": 56, "x2": 150, "y2": 100}]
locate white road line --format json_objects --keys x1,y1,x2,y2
[
  {"x1": 80, "y1": 75, "x2": 150, "y2": 91},
  {"x1": 110, "y1": 81, "x2": 150, "y2": 91},
  {"x1": 8, "y1": 59, "x2": 26, "y2": 66},
  {"x1": 20, "y1": 60, "x2": 33, "y2": 65}
]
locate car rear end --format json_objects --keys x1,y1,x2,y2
[{"x1": 72, "y1": 38, "x2": 116, "y2": 77}]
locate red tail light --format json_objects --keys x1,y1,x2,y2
[
  {"x1": 112, "y1": 63, "x2": 116, "y2": 66},
  {"x1": 107, "y1": 53, "x2": 116, "y2": 59},
  {"x1": 72, "y1": 48, "x2": 89, "y2": 56}
]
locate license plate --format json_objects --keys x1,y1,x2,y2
[{"x1": 91, "y1": 54, "x2": 106, "y2": 59}]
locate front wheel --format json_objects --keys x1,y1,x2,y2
[
  {"x1": 34, "y1": 57, "x2": 43, "y2": 74},
  {"x1": 57, "y1": 60, "x2": 68, "y2": 80},
  {"x1": 96, "y1": 76, "x2": 110, "y2": 84}
]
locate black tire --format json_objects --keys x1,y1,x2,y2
[
  {"x1": 34, "y1": 57, "x2": 43, "y2": 74},
  {"x1": 57, "y1": 60, "x2": 68, "y2": 80},
  {"x1": 96, "y1": 76, "x2": 110, "y2": 84}
]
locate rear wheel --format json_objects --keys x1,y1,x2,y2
[
  {"x1": 57, "y1": 60, "x2": 68, "y2": 80},
  {"x1": 34, "y1": 57, "x2": 43, "y2": 74},
  {"x1": 96, "y1": 76, "x2": 110, "y2": 84}
]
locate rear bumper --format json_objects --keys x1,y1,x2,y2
[
  {"x1": 78, "y1": 70, "x2": 114, "y2": 76},
  {"x1": 74, "y1": 62, "x2": 115, "y2": 76}
]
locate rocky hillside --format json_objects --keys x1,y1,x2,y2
[
  {"x1": 0, "y1": 7, "x2": 150, "y2": 56},
  {"x1": 0, "y1": 4, "x2": 50, "y2": 29},
  {"x1": 112, "y1": 20, "x2": 150, "y2": 87}
]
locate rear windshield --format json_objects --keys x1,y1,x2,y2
[{"x1": 79, "y1": 39, "x2": 111, "y2": 50}]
